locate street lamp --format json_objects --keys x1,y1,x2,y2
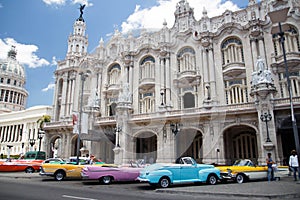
[
  {"x1": 269, "y1": 7, "x2": 300, "y2": 171},
  {"x1": 115, "y1": 125, "x2": 122, "y2": 147},
  {"x1": 160, "y1": 89, "x2": 164, "y2": 106},
  {"x1": 29, "y1": 139, "x2": 36, "y2": 151},
  {"x1": 38, "y1": 130, "x2": 45, "y2": 153},
  {"x1": 260, "y1": 112, "x2": 272, "y2": 142},
  {"x1": 76, "y1": 70, "x2": 91, "y2": 165},
  {"x1": 170, "y1": 123, "x2": 181, "y2": 135}
]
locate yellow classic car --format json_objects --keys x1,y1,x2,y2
[
  {"x1": 39, "y1": 157, "x2": 116, "y2": 181},
  {"x1": 217, "y1": 159, "x2": 288, "y2": 184}
]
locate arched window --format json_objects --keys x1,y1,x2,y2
[
  {"x1": 273, "y1": 25, "x2": 300, "y2": 56},
  {"x1": 139, "y1": 92, "x2": 155, "y2": 113},
  {"x1": 274, "y1": 25, "x2": 300, "y2": 98},
  {"x1": 183, "y1": 92, "x2": 195, "y2": 108},
  {"x1": 224, "y1": 79, "x2": 248, "y2": 104},
  {"x1": 108, "y1": 64, "x2": 121, "y2": 85},
  {"x1": 109, "y1": 103, "x2": 117, "y2": 116},
  {"x1": 177, "y1": 47, "x2": 196, "y2": 72},
  {"x1": 140, "y1": 56, "x2": 155, "y2": 80},
  {"x1": 221, "y1": 37, "x2": 244, "y2": 65}
]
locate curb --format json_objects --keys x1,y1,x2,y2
[{"x1": 155, "y1": 189, "x2": 300, "y2": 199}]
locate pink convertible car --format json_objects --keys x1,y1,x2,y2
[{"x1": 81, "y1": 165, "x2": 143, "y2": 184}]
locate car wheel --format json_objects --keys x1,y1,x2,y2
[
  {"x1": 25, "y1": 167, "x2": 34, "y2": 173},
  {"x1": 54, "y1": 171, "x2": 65, "y2": 181},
  {"x1": 101, "y1": 176, "x2": 112, "y2": 184},
  {"x1": 159, "y1": 177, "x2": 170, "y2": 188},
  {"x1": 206, "y1": 174, "x2": 218, "y2": 185},
  {"x1": 236, "y1": 173, "x2": 245, "y2": 184}
]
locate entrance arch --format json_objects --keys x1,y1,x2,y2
[
  {"x1": 71, "y1": 135, "x2": 83, "y2": 156},
  {"x1": 223, "y1": 125, "x2": 258, "y2": 165},
  {"x1": 176, "y1": 129, "x2": 203, "y2": 163},
  {"x1": 135, "y1": 132, "x2": 157, "y2": 163},
  {"x1": 49, "y1": 136, "x2": 61, "y2": 158}
]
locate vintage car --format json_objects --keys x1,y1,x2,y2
[
  {"x1": 0, "y1": 151, "x2": 46, "y2": 173},
  {"x1": 81, "y1": 165, "x2": 143, "y2": 184},
  {"x1": 217, "y1": 159, "x2": 289, "y2": 184},
  {"x1": 0, "y1": 159, "x2": 42, "y2": 173},
  {"x1": 39, "y1": 158, "x2": 116, "y2": 181},
  {"x1": 137, "y1": 157, "x2": 221, "y2": 188}
]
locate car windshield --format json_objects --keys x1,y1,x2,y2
[{"x1": 233, "y1": 160, "x2": 253, "y2": 166}]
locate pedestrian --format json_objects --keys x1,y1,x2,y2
[
  {"x1": 266, "y1": 153, "x2": 275, "y2": 182},
  {"x1": 89, "y1": 154, "x2": 95, "y2": 164},
  {"x1": 289, "y1": 150, "x2": 300, "y2": 181}
]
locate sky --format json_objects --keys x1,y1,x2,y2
[{"x1": 0, "y1": 0, "x2": 249, "y2": 108}]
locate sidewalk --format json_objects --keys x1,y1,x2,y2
[{"x1": 156, "y1": 176, "x2": 300, "y2": 199}]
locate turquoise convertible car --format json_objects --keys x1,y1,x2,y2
[{"x1": 137, "y1": 157, "x2": 221, "y2": 188}]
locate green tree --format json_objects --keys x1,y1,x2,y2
[{"x1": 37, "y1": 115, "x2": 51, "y2": 129}]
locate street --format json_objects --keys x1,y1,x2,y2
[
  {"x1": 0, "y1": 172, "x2": 299, "y2": 200},
  {"x1": 0, "y1": 174, "x2": 221, "y2": 200}
]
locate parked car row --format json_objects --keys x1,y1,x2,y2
[
  {"x1": 39, "y1": 156, "x2": 289, "y2": 188},
  {"x1": 1, "y1": 154, "x2": 289, "y2": 188}
]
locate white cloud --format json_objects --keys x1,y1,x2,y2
[
  {"x1": 42, "y1": 0, "x2": 92, "y2": 7},
  {"x1": 0, "y1": 38, "x2": 50, "y2": 68},
  {"x1": 43, "y1": 0, "x2": 66, "y2": 6},
  {"x1": 71, "y1": 0, "x2": 93, "y2": 7},
  {"x1": 42, "y1": 83, "x2": 55, "y2": 92},
  {"x1": 121, "y1": 0, "x2": 240, "y2": 33},
  {"x1": 51, "y1": 56, "x2": 57, "y2": 66}
]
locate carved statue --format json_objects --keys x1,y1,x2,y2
[
  {"x1": 79, "y1": 4, "x2": 85, "y2": 18},
  {"x1": 251, "y1": 57, "x2": 273, "y2": 85},
  {"x1": 118, "y1": 83, "x2": 132, "y2": 103}
]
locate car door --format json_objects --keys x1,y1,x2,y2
[{"x1": 180, "y1": 164, "x2": 198, "y2": 182}]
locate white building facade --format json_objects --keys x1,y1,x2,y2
[
  {"x1": 0, "y1": 46, "x2": 53, "y2": 158},
  {"x1": 44, "y1": 0, "x2": 300, "y2": 165}
]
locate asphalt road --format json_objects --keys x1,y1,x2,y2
[
  {"x1": 0, "y1": 172, "x2": 299, "y2": 200},
  {"x1": 0, "y1": 174, "x2": 224, "y2": 200}
]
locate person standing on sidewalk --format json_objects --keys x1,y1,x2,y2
[
  {"x1": 266, "y1": 153, "x2": 275, "y2": 182},
  {"x1": 289, "y1": 150, "x2": 300, "y2": 181}
]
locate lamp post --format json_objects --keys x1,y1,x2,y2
[
  {"x1": 38, "y1": 130, "x2": 45, "y2": 153},
  {"x1": 29, "y1": 139, "x2": 36, "y2": 151},
  {"x1": 115, "y1": 125, "x2": 122, "y2": 147},
  {"x1": 160, "y1": 89, "x2": 164, "y2": 106},
  {"x1": 260, "y1": 112, "x2": 272, "y2": 142},
  {"x1": 170, "y1": 123, "x2": 181, "y2": 135},
  {"x1": 269, "y1": 7, "x2": 300, "y2": 173},
  {"x1": 76, "y1": 70, "x2": 90, "y2": 165}
]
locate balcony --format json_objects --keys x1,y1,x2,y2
[
  {"x1": 103, "y1": 84, "x2": 121, "y2": 94},
  {"x1": 222, "y1": 62, "x2": 245, "y2": 79},
  {"x1": 139, "y1": 77, "x2": 155, "y2": 90},
  {"x1": 173, "y1": 70, "x2": 201, "y2": 87}
]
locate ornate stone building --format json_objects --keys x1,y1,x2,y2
[
  {"x1": 44, "y1": 0, "x2": 300, "y2": 165},
  {"x1": 0, "y1": 47, "x2": 52, "y2": 157}
]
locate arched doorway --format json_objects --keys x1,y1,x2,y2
[
  {"x1": 176, "y1": 129, "x2": 203, "y2": 163},
  {"x1": 71, "y1": 135, "x2": 83, "y2": 156},
  {"x1": 135, "y1": 132, "x2": 157, "y2": 163},
  {"x1": 49, "y1": 136, "x2": 61, "y2": 158},
  {"x1": 277, "y1": 114, "x2": 300, "y2": 164},
  {"x1": 223, "y1": 125, "x2": 258, "y2": 165}
]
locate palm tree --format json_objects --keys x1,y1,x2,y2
[{"x1": 37, "y1": 115, "x2": 51, "y2": 130}]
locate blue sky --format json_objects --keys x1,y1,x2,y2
[{"x1": 0, "y1": 0, "x2": 248, "y2": 108}]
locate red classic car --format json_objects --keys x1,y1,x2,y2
[
  {"x1": 0, "y1": 151, "x2": 46, "y2": 173},
  {"x1": 0, "y1": 159, "x2": 43, "y2": 173}
]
